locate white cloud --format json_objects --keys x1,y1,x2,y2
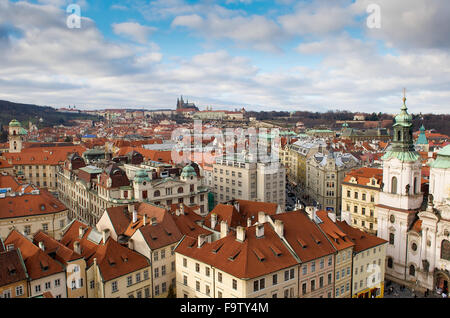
[{"x1": 112, "y1": 22, "x2": 156, "y2": 44}]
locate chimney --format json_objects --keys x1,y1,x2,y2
[
  {"x1": 220, "y1": 221, "x2": 229, "y2": 239},
  {"x1": 328, "y1": 212, "x2": 336, "y2": 223},
  {"x1": 236, "y1": 226, "x2": 245, "y2": 242},
  {"x1": 128, "y1": 239, "x2": 134, "y2": 250},
  {"x1": 234, "y1": 201, "x2": 240, "y2": 212},
  {"x1": 211, "y1": 213, "x2": 217, "y2": 229},
  {"x1": 102, "y1": 229, "x2": 110, "y2": 244},
  {"x1": 143, "y1": 215, "x2": 147, "y2": 226},
  {"x1": 38, "y1": 241, "x2": 45, "y2": 251},
  {"x1": 274, "y1": 220, "x2": 284, "y2": 237},
  {"x1": 197, "y1": 234, "x2": 207, "y2": 248},
  {"x1": 247, "y1": 218, "x2": 252, "y2": 227},
  {"x1": 256, "y1": 224, "x2": 264, "y2": 238},
  {"x1": 74, "y1": 241, "x2": 81, "y2": 254},
  {"x1": 258, "y1": 211, "x2": 266, "y2": 224},
  {"x1": 79, "y1": 226, "x2": 84, "y2": 239},
  {"x1": 180, "y1": 204, "x2": 185, "y2": 215}
]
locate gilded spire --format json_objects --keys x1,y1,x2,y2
[{"x1": 401, "y1": 87, "x2": 407, "y2": 110}]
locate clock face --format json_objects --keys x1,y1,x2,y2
[{"x1": 390, "y1": 215, "x2": 395, "y2": 223}]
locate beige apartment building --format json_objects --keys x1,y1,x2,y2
[
  {"x1": 337, "y1": 221, "x2": 387, "y2": 298},
  {"x1": 175, "y1": 223, "x2": 299, "y2": 298},
  {"x1": 315, "y1": 210, "x2": 354, "y2": 298},
  {"x1": 212, "y1": 155, "x2": 285, "y2": 207},
  {"x1": 306, "y1": 151, "x2": 360, "y2": 215},
  {"x1": 341, "y1": 167, "x2": 383, "y2": 235}
]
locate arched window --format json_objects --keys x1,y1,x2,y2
[
  {"x1": 409, "y1": 265, "x2": 415, "y2": 276},
  {"x1": 154, "y1": 190, "x2": 160, "y2": 197},
  {"x1": 397, "y1": 130, "x2": 401, "y2": 141},
  {"x1": 178, "y1": 187, "x2": 184, "y2": 194},
  {"x1": 441, "y1": 240, "x2": 450, "y2": 261},
  {"x1": 387, "y1": 257, "x2": 393, "y2": 268},
  {"x1": 391, "y1": 177, "x2": 397, "y2": 194}
]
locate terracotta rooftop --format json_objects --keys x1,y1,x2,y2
[
  {"x1": 60, "y1": 220, "x2": 150, "y2": 282},
  {"x1": 175, "y1": 223, "x2": 298, "y2": 279},
  {"x1": 33, "y1": 230, "x2": 83, "y2": 266},
  {"x1": 342, "y1": 167, "x2": 383, "y2": 186},
  {"x1": 0, "y1": 189, "x2": 67, "y2": 220},
  {"x1": 335, "y1": 220, "x2": 387, "y2": 253},
  {"x1": 271, "y1": 211, "x2": 336, "y2": 263},
  {"x1": 5, "y1": 230, "x2": 64, "y2": 280},
  {"x1": 0, "y1": 249, "x2": 28, "y2": 287},
  {"x1": 315, "y1": 211, "x2": 355, "y2": 251},
  {"x1": 2, "y1": 145, "x2": 87, "y2": 166}
]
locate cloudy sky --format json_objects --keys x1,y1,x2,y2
[{"x1": 0, "y1": 0, "x2": 449, "y2": 113}]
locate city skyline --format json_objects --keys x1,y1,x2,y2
[{"x1": 1, "y1": 0, "x2": 450, "y2": 113}]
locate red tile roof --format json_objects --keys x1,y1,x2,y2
[
  {"x1": 60, "y1": 220, "x2": 150, "y2": 282},
  {"x1": 3, "y1": 145, "x2": 87, "y2": 166},
  {"x1": 315, "y1": 211, "x2": 355, "y2": 251},
  {"x1": 33, "y1": 231, "x2": 83, "y2": 265},
  {"x1": 0, "y1": 189, "x2": 67, "y2": 220},
  {"x1": 342, "y1": 167, "x2": 383, "y2": 186},
  {"x1": 0, "y1": 249, "x2": 28, "y2": 287},
  {"x1": 271, "y1": 211, "x2": 336, "y2": 262},
  {"x1": 5, "y1": 230, "x2": 64, "y2": 280},
  {"x1": 335, "y1": 220, "x2": 387, "y2": 253},
  {"x1": 176, "y1": 223, "x2": 298, "y2": 279}
]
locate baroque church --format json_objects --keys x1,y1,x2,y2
[{"x1": 376, "y1": 95, "x2": 450, "y2": 294}]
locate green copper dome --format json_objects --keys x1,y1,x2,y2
[
  {"x1": 134, "y1": 169, "x2": 151, "y2": 183},
  {"x1": 416, "y1": 124, "x2": 428, "y2": 145},
  {"x1": 181, "y1": 165, "x2": 197, "y2": 178},
  {"x1": 394, "y1": 99, "x2": 413, "y2": 127},
  {"x1": 9, "y1": 119, "x2": 21, "y2": 127},
  {"x1": 429, "y1": 145, "x2": 450, "y2": 169}
]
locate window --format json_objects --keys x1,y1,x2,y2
[
  {"x1": 154, "y1": 251, "x2": 159, "y2": 261},
  {"x1": 35, "y1": 285, "x2": 41, "y2": 293},
  {"x1": 15, "y1": 286, "x2": 23, "y2": 297},
  {"x1": 127, "y1": 276, "x2": 133, "y2": 286},
  {"x1": 155, "y1": 285, "x2": 160, "y2": 296},
  {"x1": 161, "y1": 249, "x2": 165, "y2": 259},
  {"x1": 354, "y1": 192, "x2": 358, "y2": 199},
  {"x1": 273, "y1": 274, "x2": 278, "y2": 285},
  {"x1": 183, "y1": 258, "x2": 187, "y2": 267},
  {"x1": 336, "y1": 271, "x2": 340, "y2": 280},
  {"x1": 42, "y1": 223, "x2": 48, "y2": 232},
  {"x1": 162, "y1": 282, "x2": 167, "y2": 293},
  {"x1": 55, "y1": 279, "x2": 60, "y2": 287},
  {"x1": 218, "y1": 291, "x2": 222, "y2": 298},
  {"x1": 284, "y1": 270, "x2": 289, "y2": 281},
  {"x1": 409, "y1": 265, "x2": 415, "y2": 276},
  {"x1": 218, "y1": 272, "x2": 222, "y2": 283},
  {"x1": 319, "y1": 276, "x2": 324, "y2": 288},
  {"x1": 183, "y1": 276, "x2": 187, "y2": 286},
  {"x1": 441, "y1": 240, "x2": 450, "y2": 261},
  {"x1": 196, "y1": 263, "x2": 200, "y2": 272},
  {"x1": 311, "y1": 280, "x2": 315, "y2": 291},
  {"x1": 302, "y1": 265, "x2": 307, "y2": 275},
  {"x1": 136, "y1": 273, "x2": 141, "y2": 282},
  {"x1": 161, "y1": 265, "x2": 166, "y2": 276},
  {"x1": 253, "y1": 280, "x2": 259, "y2": 292},
  {"x1": 145, "y1": 287, "x2": 150, "y2": 298},
  {"x1": 232, "y1": 279, "x2": 237, "y2": 290},
  {"x1": 328, "y1": 273, "x2": 332, "y2": 285},
  {"x1": 205, "y1": 267, "x2": 210, "y2": 277},
  {"x1": 112, "y1": 281, "x2": 118, "y2": 293},
  {"x1": 45, "y1": 282, "x2": 51, "y2": 290},
  {"x1": 302, "y1": 283, "x2": 307, "y2": 295},
  {"x1": 328, "y1": 256, "x2": 332, "y2": 266},
  {"x1": 154, "y1": 268, "x2": 159, "y2": 278},
  {"x1": 389, "y1": 233, "x2": 395, "y2": 245},
  {"x1": 320, "y1": 258, "x2": 324, "y2": 269},
  {"x1": 362, "y1": 193, "x2": 366, "y2": 201},
  {"x1": 336, "y1": 288, "x2": 339, "y2": 297},
  {"x1": 144, "y1": 270, "x2": 149, "y2": 280},
  {"x1": 290, "y1": 268, "x2": 294, "y2": 279},
  {"x1": 311, "y1": 262, "x2": 315, "y2": 272},
  {"x1": 90, "y1": 280, "x2": 95, "y2": 289},
  {"x1": 391, "y1": 177, "x2": 397, "y2": 194}
]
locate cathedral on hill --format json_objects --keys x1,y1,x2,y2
[{"x1": 176, "y1": 95, "x2": 199, "y2": 112}]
